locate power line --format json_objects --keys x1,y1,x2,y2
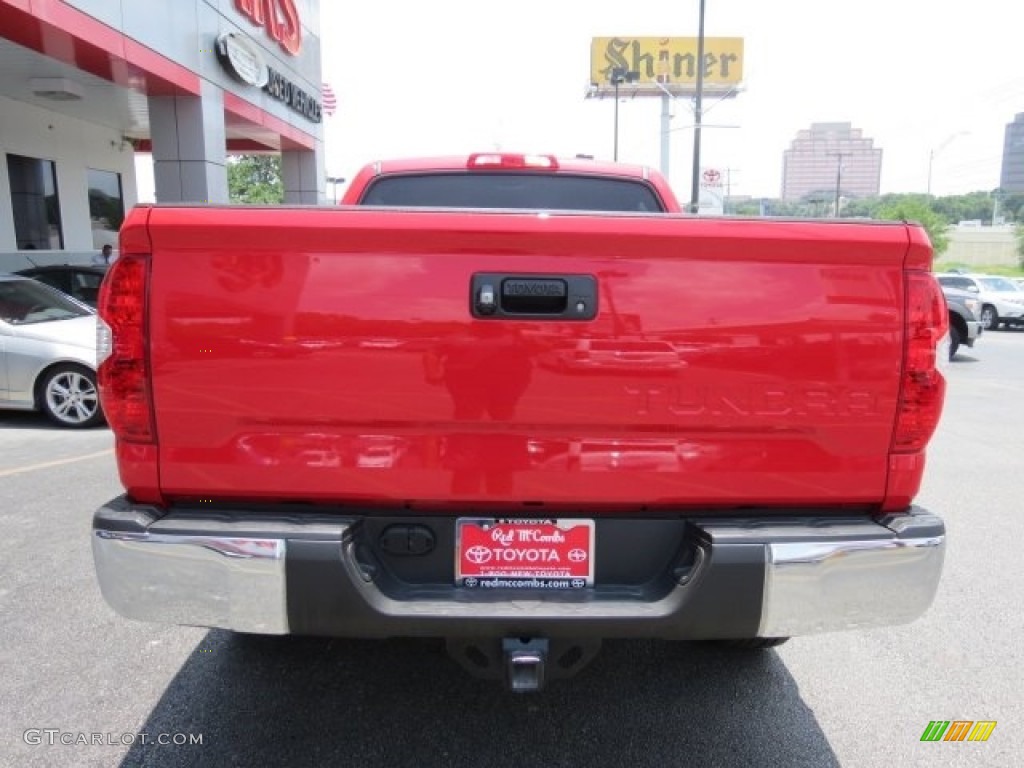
[{"x1": 941, "y1": 155, "x2": 1004, "y2": 173}]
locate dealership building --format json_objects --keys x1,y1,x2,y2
[{"x1": 0, "y1": 0, "x2": 326, "y2": 271}]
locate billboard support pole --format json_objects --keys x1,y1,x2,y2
[
  {"x1": 660, "y1": 93, "x2": 671, "y2": 179},
  {"x1": 689, "y1": 0, "x2": 707, "y2": 214},
  {"x1": 613, "y1": 77, "x2": 620, "y2": 161},
  {"x1": 610, "y1": 68, "x2": 639, "y2": 161}
]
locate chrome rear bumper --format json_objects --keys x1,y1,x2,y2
[
  {"x1": 92, "y1": 499, "x2": 944, "y2": 640},
  {"x1": 757, "y1": 518, "x2": 945, "y2": 637},
  {"x1": 93, "y1": 530, "x2": 289, "y2": 634}
]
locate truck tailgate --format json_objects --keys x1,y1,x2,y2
[{"x1": 145, "y1": 207, "x2": 909, "y2": 510}]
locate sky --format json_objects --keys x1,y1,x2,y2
[{"x1": 318, "y1": 0, "x2": 1024, "y2": 201}]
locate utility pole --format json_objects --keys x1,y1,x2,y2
[
  {"x1": 689, "y1": 0, "x2": 707, "y2": 214},
  {"x1": 828, "y1": 152, "x2": 849, "y2": 217}
]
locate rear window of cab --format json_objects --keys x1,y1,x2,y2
[{"x1": 357, "y1": 172, "x2": 667, "y2": 213}]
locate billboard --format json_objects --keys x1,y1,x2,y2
[{"x1": 589, "y1": 37, "x2": 744, "y2": 98}]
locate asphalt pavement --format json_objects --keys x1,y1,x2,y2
[{"x1": 1, "y1": 331, "x2": 1022, "y2": 768}]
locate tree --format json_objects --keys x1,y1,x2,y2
[
  {"x1": 1004, "y1": 193, "x2": 1024, "y2": 222},
  {"x1": 227, "y1": 155, "x2": 283, "y2": 204},
  {"x1": 841, "y1": 196, "x2": 890, "y2": 219},
  {"x1": 731, "y1": 199, "x2": 763, "y2": 216},
  {"x1": 875, "y1": 198, "x2": 950, "y2": 255},
  {"x1": 1015, "y1": 224, "x2": 1024, "y2": 268},
  {"x1": 930, "y1": 190, "x2": 993, "y2": 224}
]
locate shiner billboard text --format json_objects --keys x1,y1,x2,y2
[{"x1": 590, "y1": 37, "x2": 744, "y2": 97}]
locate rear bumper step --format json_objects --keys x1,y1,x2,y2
[{"x1": 92, "y1": 498, "x2": 944, "y2": 640}]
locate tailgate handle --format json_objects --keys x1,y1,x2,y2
[
  {"x1": 502, "y1": 278, "x2": 566, "y2": 314},
  {"x1": 471, "y1": 274, "x2": 597, "y2": 321}
]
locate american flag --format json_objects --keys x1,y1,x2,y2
[{"x1": 321, "y1": 82, "x2": 337, "y2": 117}]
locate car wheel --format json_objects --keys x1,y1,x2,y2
[
  {"x1": 38, "y1": 364, "x2": 104, "y2": 428},
  {"x1": 980, "y1": 305, "x2": 999, "y2": 331},
  {"x1": 713, "y1": 637, "x2": 789, "y2": 649},
  {"x1": 948, "y1": 324, "x2": 962, "y2": 361}
]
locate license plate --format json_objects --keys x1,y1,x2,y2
[{"x1": 456, "y1": 518, "x2": 594, "y2": 590}]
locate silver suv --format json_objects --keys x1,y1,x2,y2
[
  {"x1": 941, "y1": 286, "x2": 983, "y2": 360},
  {"x1": 935, "y1": 273, "x2": 1024, "y2": 330}
]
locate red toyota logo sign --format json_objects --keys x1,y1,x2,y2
[{"x1": 703, "y1": 169, "x2": 721, "y2": 184}]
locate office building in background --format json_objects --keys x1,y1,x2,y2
[
  {"x1": 781, "y1": 122, "x2": 882, "y2": 202},
  {"x1": 1000, "y1": 113, "x2": 1024, "y2": 193}
]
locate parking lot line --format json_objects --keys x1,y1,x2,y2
[{"x1": 0, "y1": 449, "x2": 114, "y2": 479}]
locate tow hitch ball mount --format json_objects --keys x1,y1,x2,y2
[{"x1": 503, "y1": 637, "x2": 548, "y2": 693}]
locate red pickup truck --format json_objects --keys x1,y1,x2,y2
[{"x1": 92, "y1": 154, "x2": 948, "y2": 691}]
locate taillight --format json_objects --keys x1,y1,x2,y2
[
  {"x1": 97, "y1": 254, "x2": 155, "y2": 443},
  {"x1": 467, "y1": 153, "x2": 559, "y2": 170},
  {"x1": 891, "y1": 271, "x2": 947, "y2": 453}
]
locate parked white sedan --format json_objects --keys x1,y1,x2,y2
[
  {"x1": 0, "y1": 274, "x2": 104, "y2": 427},
  {"x1": 935, "y1": 273, "x2": 1024, "y2": 331}
]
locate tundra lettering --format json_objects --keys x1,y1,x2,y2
[{"x1": 624, "y1": 384, "x2": 880, "y2": 418}]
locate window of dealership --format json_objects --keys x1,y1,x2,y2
[
  {"x1": 7, "y1": 155, "x2": 123, "y2": 252},
  {"x1": 0, "y1": 0, "x2": 326, "y2": 271}
]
